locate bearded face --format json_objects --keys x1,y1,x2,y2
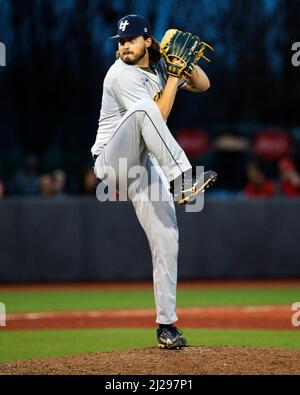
[{"x1": 118, "y1": 36, "x2": 149, "y2": 65}]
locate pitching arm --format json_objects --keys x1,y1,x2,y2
[{"x1": 155, "y1": 75, "x2": 181, "y2": 121}]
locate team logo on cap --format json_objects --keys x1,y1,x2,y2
[{"x1": 120, "y1": 20, "x2": 129, "y2": 31}]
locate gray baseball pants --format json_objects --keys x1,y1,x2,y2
[{"x1": 94, "y1": 98, "x2": 191, "y2": 324}]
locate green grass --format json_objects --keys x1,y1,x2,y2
[
  {"x1": 0, "y1": 328, "x2": 300, "y2": 363},
  {"x1": 1, "y1": 287, "x2": 300, "y2": 313}
]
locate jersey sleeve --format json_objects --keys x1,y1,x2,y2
[{"x1": 112, "y1": 68, "x2": 151, "y2": 111}]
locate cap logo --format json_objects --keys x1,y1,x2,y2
[{"x1": 119, "y1": 20, "x2": 129, "y2": 32}]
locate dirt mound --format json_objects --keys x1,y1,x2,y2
[{"x1": 1, "y1": 346, "x2": 300, "y2": 375}]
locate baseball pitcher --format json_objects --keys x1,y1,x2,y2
[{"x1": 91, "y1": 14, "x2": 217, "y2": 349}]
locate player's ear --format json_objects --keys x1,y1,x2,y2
[{"x1": 145, "y1": 36, "x2": 152, "y2": 48}]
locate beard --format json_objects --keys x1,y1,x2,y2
[{"x1": 120, "y1": 47, "x2": 147, "y2": 65}]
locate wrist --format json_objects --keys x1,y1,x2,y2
[{"x1": 167, "y1": 75, "x2": 181, "y2": 84}]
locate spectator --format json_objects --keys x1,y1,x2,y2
[
  {"x1": 0, "y1": 178, "x2": 5, "y2": 198},
  {"x1": 278, "y1": 157, "x2": 300, "y2": 197},
  {"x1": 11, "y1": 154, "x2": 39, "y2": 195},
  {"x1": 39, "y1": 170, "x2": 67, "y2": 197},
  {"x1": 52, "y1": 170, "x2": 67, "y2": 197},
  {"x1": 81, "y1": 168, "x2": 97, "y2": 195},
  {"x1": 39, "y1": 174, "x2": 55, "y2": 197},
  {"x1": 244, "y1": 162, "x2": 275, "y2": 198}
]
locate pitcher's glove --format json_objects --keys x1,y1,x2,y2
[{"x1": 160, "y1": 29, "x2": 214, "y2": 80}]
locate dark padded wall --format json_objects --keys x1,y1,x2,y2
[{"x1": 0, "y1": 198, "x2": 299, "y2": 281}]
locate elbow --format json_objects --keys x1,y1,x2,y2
[
  {"x1": 200, "y1": 77, "x2": 210, "y2": 92},
  {"x1": 161, "y1": 112, "x2": 168, "y2": 122},
  {"x1": 190, "y1": 77, "x2": 210, "y2": 93},
  {"x1": 155, "y1": 102, "x2": 168, "y2": 121},
  {"x1": 205, "y1": 78, "x2": 211, "y2": 91},
  {"x1": 159, "y1": 107, "x2": 168, "y2": 121}
]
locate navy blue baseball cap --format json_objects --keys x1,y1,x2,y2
[{"x1": 110, "y1": 15, "x2": 152, "y2": 40}]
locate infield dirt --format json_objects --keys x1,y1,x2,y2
[{"x1": 1, "y1": 346, "x2": 300, "y2": 375}]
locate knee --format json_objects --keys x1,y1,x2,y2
[{"x1": 132, "y1": 97, "x2": 159, "y2": 115}]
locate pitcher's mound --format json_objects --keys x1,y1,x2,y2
[{"x1": 1, "y1": 346, "x2": 300, "y2": 375}]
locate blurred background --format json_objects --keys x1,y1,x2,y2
[{"x1": 0, "y1": 0, "x2": 300, "y2": 281}]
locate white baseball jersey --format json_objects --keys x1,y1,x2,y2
[{"x1": 91, "y1": 58, "x2": 185, "y2": 156}]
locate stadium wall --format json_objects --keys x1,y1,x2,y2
[{"x1": 0, "y1": 198, "x2": 299, "y2": 281}]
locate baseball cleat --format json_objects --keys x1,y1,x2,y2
[
  {"x1": 157, "y1": 325, "x2": 188, "y2": 350},
  {"x1": 172, "y1": 170, "x2": 218, "y2": 205}
]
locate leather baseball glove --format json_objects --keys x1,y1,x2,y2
[{"x1": 160, "y1": 29, "x2": 214, "y2": 80}]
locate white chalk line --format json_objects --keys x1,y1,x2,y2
[{"x1": 6, "y1": 305, "x2": 291, "y2": 322}]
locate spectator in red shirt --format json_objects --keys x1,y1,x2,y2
[
  {"x1": 278, "y1": 157, "x2": 300, "y2": 197},
  {"x1": 0, "y1": 178, "x2": 5, "y2": 198},
  {"x1": 244, "y1": 162, "x2": 275, "y2": 198}
]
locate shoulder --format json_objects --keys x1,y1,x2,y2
[
  {"x1": 103, "y1": 60, "x2": 140, "y2": 91},
  {"x1": 109, "y1": 62, "x2": 147, "y2": 92},
  {"x1": 107, "y1": 59, "x2": 142, "y2": 80}
]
